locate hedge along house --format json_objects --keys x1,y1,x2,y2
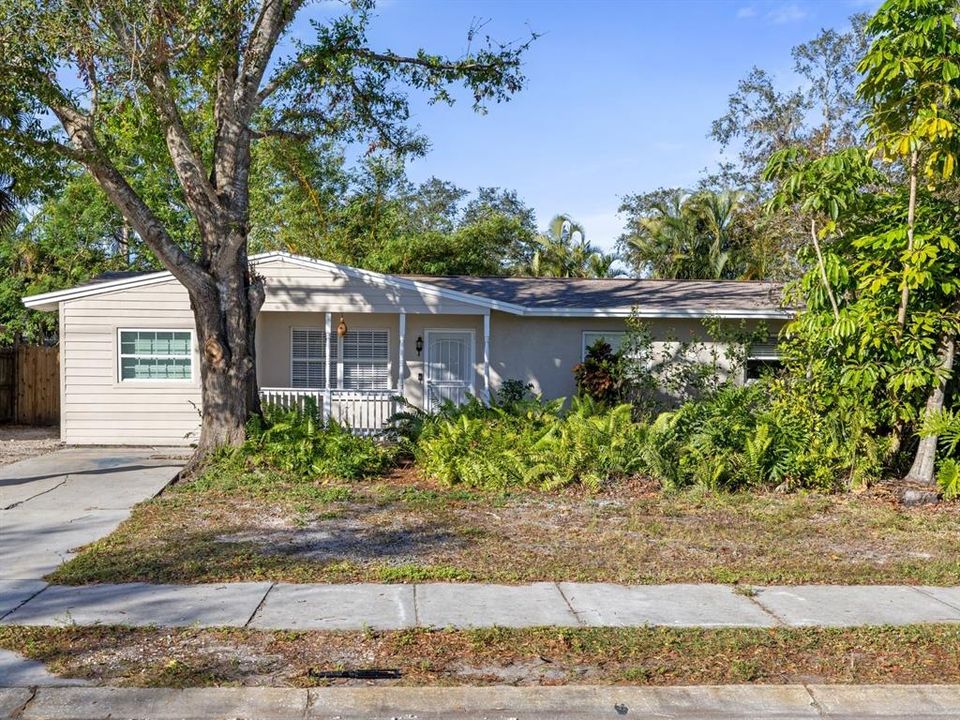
[{"x1": 22, "y1": 251, "x2": 791, "y2": 445}]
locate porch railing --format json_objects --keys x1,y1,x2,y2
[{"x1": 259, "y1": 387, "x2": 400, "y2": 436}]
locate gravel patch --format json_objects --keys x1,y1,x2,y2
[{"x1": 0, "y1": 426, "x2": 61, "y2": 467}]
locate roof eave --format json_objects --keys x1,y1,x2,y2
[
  {"x1": 21, "y1": 250, "x2": 793, "y2": 320},
  {"x1": 518, "y1": 307, "x2": 794, "y2": 319}
]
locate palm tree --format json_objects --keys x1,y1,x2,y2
[
  {"x1": 525, "y1": 214, "x2": 621, "y2": 278},
  {"x1": 0, "y1": 175, "x2": 16, "y2": 231},
  {"x1": 623, "y1": 189, "x2": 751, "y2": 279}
]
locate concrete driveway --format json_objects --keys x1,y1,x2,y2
[{"x1": 0, "y1": 447, "x2": 187, "y2": 615}]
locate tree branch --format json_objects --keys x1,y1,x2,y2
[
  {"x1": 145, "y1": 67, "x2": 224, "y2": 229},
  {"x1": 238, "y1": 0, "x2": 303, "y2": 118},
  {"x1": 34, "y1": 76, "x2": 210, "y2": 292}
]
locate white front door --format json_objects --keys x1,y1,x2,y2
[{"x1": 424, "y1": 330, "x2": 474, "y2": 411}]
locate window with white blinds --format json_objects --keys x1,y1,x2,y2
[
  {"x1": 341, "y1": 329, "x2": 390, "y2": 390},
  {"x1": 291, "y1": 328, "x2": 336, "y2": 389},
  {"x1": 290, "y1": 328, "x2": 389, "y2": 390}
]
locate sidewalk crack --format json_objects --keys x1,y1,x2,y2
[
  {"x1": 413, "y1": 584, "x2": 420, "y2": 626},
  {"x1": 9, "y1": 686, "x2": 38, "y2": 720},
  {"x1": 742, "y1": 587, "x2": 787, "y2": 627},
  {"x1": 802, "y1": 684, "x2": 827, "y2": 718},
  {"x1": 244, "y1": 583, "x2": 276, "y2": 628},
  {"x1": 0, "y1": 584, "x2": 49, "y2": 623},
  {"x1": 555, "y1": 583, "x2": 584, "y2": 626},
  {"x1": 914, "y1": 586, "x2": 960, "y2": 614},
  {"x1": 3, "y1": 477, "x2": 70, "y2": 510}
]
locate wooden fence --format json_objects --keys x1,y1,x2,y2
[{"x1": 0, "y1": 345, "x2": 60, "y2": 426}]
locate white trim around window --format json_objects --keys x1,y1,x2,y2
[
  {"x1": 116, "y1": 328, "x2": 195, "y2": 383},
  {"x1": 581, "y1": 331, "x2": 626, "y2": 359}
]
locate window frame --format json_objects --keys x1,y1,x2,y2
[
  {"x1": 290, "y1": 326, "x2": 338, "y2": 390},
  {"x1": 289, "y1": 326, "x2": 392, "y2": 391},
  {"x1": 743, "y1": 337, "x2": 783, "y2": 383},
  {"x1": 116, "y1": 328, "x2": 195, "y2": 384},
  {"x1": 581, "y1": 331, "x2": 626, "y2": 360}
]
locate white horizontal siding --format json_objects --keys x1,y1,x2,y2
[
  {"x1": 258, "y1": 259, "x2": 487, "y2": 315},
  {"x1": 57, "y1": 256, "x2": 491, "y2": 446},
  {"x1": 61, "y1": 280, "x2": 201, "y2": 446}
]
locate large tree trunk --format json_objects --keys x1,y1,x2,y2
[
  {"x1": 904, "y1": 335, "x2": 956, "y2": 485},
  {"x1": 188, "y1": 245, "x2": 265, "y2": 460}
]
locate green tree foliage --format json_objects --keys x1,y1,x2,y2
[
  {"x1": 618, "y1": 189, "x2": 763, "y2": 279},
  {"x1": 763, "y1": 146, "x2": 886, "y2": 319},
  {"x1": 0, "y1": 0, "x2": 533, "y2": 454},
  {"x1": 526, "y1": 214, "x2": 620, "y2": 278}
]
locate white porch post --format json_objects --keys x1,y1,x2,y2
[
  {"x1": 483, "y1": 313, "x2": 491, "y2": 403},
  {"x1": 398, "y1": 311, "x2": 406, "y2": 398},
  {"x1": 323, "y1": 312, "x2": 332, "y2": 421}
]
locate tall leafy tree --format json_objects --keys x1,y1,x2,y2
[
  {"x1": 763, "y1": 147, "x2": 886, "y2": 320},
  {"x1": 618, "y1": 189, "x2": 757, "y2": 279},
  {"x1": 856, "y1": 0, "x2": 960, "y2": 483},
  {"x1": 0, "y1": 1, "x2": 533, "y2": 458}
]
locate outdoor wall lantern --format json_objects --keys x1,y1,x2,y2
[
  {"x1": 415, "y1": 336, "x2": 423, "y2": 357},
  {"x1": 336, "y1": 316, "x2": 348, "y2": 338}
]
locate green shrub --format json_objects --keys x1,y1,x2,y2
[
  {"x1": 643, "y1": 380, "x2": 889, "y2": 492},
  {"x1": 937, "y1": 459, "x2": 960, "y2": 499},
  {"x1": 573, "y1": 340, "x2": 625, "y2": 405},
  {"x1": 413, "y1": 395, "x2": 646, "y2": 491},
  {"x1": 206, "y1": 399, "x2": 396, "y2": 481}
]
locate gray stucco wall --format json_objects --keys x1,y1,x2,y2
[{"x1": 256, "y1": 309, "x2": 785, "y2": 408}]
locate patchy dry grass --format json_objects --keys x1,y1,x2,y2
[
  {"x1": 47, "y1": 466, "x2": 960, "y2": 586},
  {"x1": 3, "y1": 624, "x2": 960, "y2": 688}
]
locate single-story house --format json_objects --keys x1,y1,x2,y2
[{"x1": 22, "y1": 251, "x2": 790, "y2": 445}]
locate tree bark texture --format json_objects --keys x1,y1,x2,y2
[{"x1": 904, "y1": 335, "x2": 956, "y2": 485}]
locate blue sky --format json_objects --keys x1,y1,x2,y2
[{"x1": 297, "y1": 0, "x2": 878, "y2": 251}]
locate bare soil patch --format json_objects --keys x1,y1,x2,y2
[
  {"x1": 48, "y1": 467, "x2": 960, "y2": 586},
  {"x1": 2, "y1": 625, "x2": 960, "y2": 688},
  {"x1": 0, "y1": 425, "x2": 61, "y2": 466}
]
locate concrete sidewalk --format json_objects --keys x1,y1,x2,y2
[
  {"x1": 4, "y1": 684, "x2": 960, "y2": 719},
  {"x1": 4, "y1": 580, "x2": 960, "y2": 629}
]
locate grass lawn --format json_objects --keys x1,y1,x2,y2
[
  {"x1": 3, "y1": 624, "x2": 960, "y2": 687},
  {"x1": 47, "y1": 465, "x2": 960, "y2": 586}
]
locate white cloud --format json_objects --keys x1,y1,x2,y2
[
  {"x1": 736, "y1": 6, "x2": 758, "y2": 18},
  {"x1": 767, "y1": 3, "x2": 808, "y2": 24}
]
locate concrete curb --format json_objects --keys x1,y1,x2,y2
[{"x1": 3, "y1": 684, "x2": 960, "y2": 719}]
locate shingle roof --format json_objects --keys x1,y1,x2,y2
[
  {"x1": 53, "y1": 257, "x2": 787, "y2": 317},
  {"x1": 402, "y1": 275, "x2": 785, "y2": 313},
  {"x1": 81, "y1": 270, "x2": 151, "y2": 286}
]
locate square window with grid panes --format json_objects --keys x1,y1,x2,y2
[{"x1": 118, "y1": 330, "x2": 192, "y2": 381}]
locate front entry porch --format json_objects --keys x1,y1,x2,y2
[{"x1": 255, "y1": 310, "x2": 492, "y2": 435}]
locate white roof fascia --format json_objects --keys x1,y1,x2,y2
[{"x1": 21, "y1": 270, "x2": 180, "y2": 311}]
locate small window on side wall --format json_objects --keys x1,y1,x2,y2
[
  {"x1": 745, "y1": 338, "x2": 783, "y2": 382},
  {"x1": 118, "y1": 329, "x2": 193, "y2": 381},
  {"x1": 582, "y1": 331, "x2": 626, "y2": 360}
]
